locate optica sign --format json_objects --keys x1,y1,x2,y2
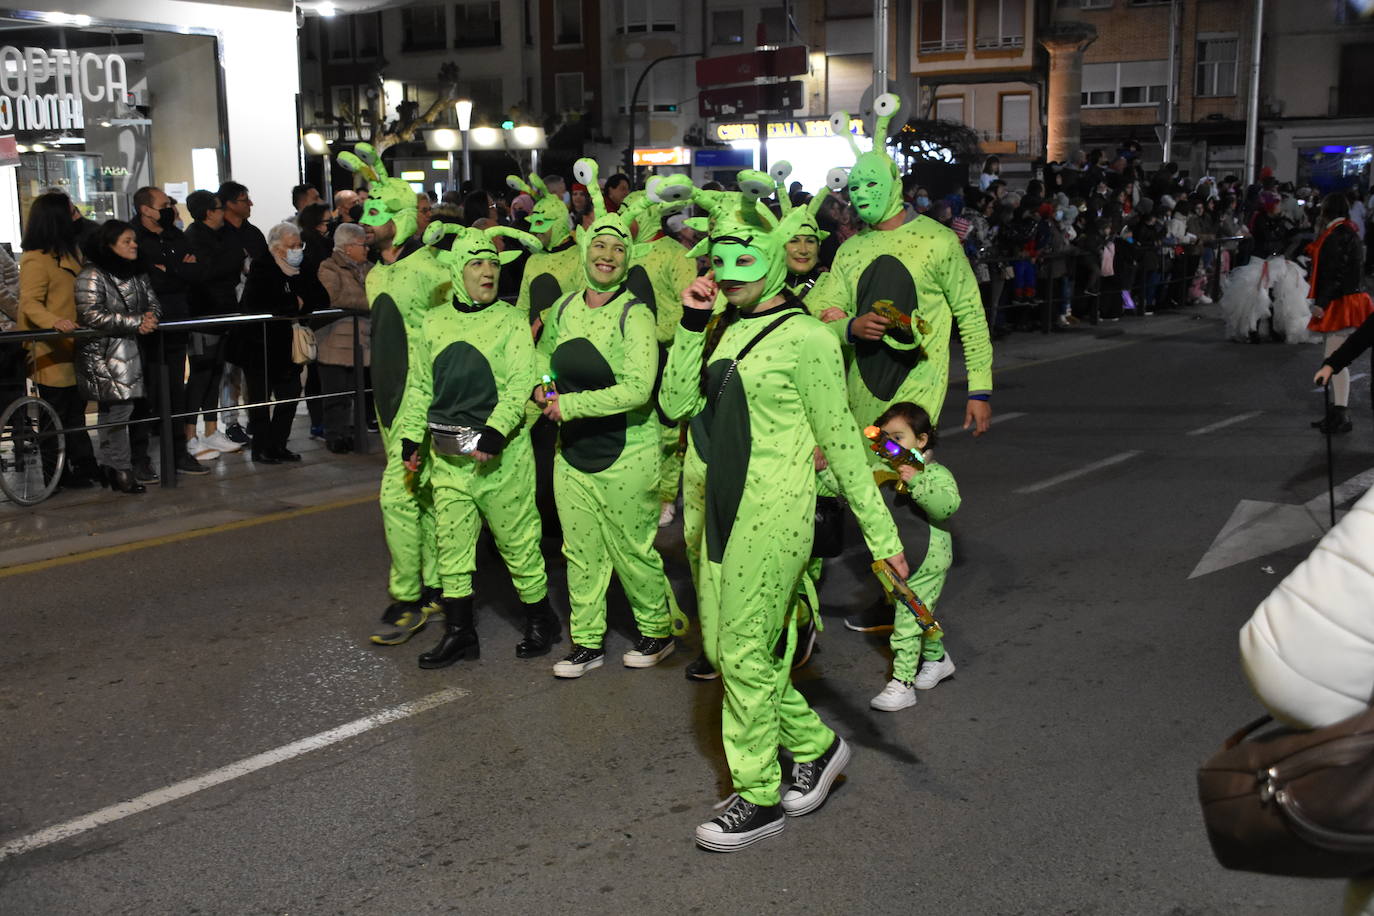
[{"x1": 0, "y1": 46, "x2": 129, "y2": 132}]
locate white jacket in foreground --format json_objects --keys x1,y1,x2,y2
[{"x1": 1239, "y1": 486, "x2": 1374, "y2": 729}]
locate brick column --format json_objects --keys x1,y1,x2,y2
[{"x1": 1040, "y1": 23, "x2": 1097, "y2": 164}]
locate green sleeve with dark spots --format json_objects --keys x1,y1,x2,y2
[
  {"x1": 659, "y1": 319, "x2": 708, "y2": 422},
  {"x1": 905, "y1": 460, "x2": 960, "y2": 523},
  {"x1": 395, "y1": 309, "x2": 435, "y2": 446},
  {"x1": 488, "y1": 305, "x2": 539, "y2": 437}
]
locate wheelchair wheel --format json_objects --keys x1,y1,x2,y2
[{"x1": 0, "y1": 395, "x2": 64, "y2": 507}]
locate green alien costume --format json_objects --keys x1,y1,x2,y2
[
  {"x1": 806, "y1": 95, "x2": 993, "y2": 427},
  {"x1": 537, "y1": 159, "x2": 679, "y2": 651},
  {"x1": 337, "y1": 144, "x2": 450, "y2": 606},
  {"x1": 509, "y1": 173, "x2": 585, "y2": 326},
  {"x1": 884, "y1": 460, "x2": 960, "y2": 681},
  {"x1": 395, "y1": 223, "x2": 549, "y2": 612},
  {"x1": 660, "y1": 183, "x2": 902, "y2": 807}
]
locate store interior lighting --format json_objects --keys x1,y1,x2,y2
[{"x1": 315, "y1": 2, "x2": 337, "y2": 16}]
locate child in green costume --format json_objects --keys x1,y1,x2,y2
[
  {"x1": 336, "y1": 144, "x2": 452, "y2": 647},
  {"x1": 396, "y1": 221, "x2": 560, "y2": 668},
  {"x1": 864, "y1": 402, "x2": 960, "y2": 712},
  {"x1": 509, "y1": 173, "x2": 584, "y2": 332},
  {"x1": 660, "y1": 180, "x2": 909, "y2": 853},
  {"x1": 536, "y1": 159, "x2": 680, "y2": 679}
]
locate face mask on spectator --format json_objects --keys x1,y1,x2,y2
[
  {"x1": 158, "y1": 206, "x2": 177, "y2": 230},
  {"x1": 915, "y1": 196, "x2": 930, "y2": 209},
  {"x1": 284, "y1": 248, "x2": 304, "y2": 267}
]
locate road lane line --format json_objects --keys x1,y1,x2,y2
[
  {"x1": 0, "y1": 687, "x2": 469, "y2": 862},
  {"x1": 1015, "y1": 450, "x2": 1144, "y2": 494},
  {"x1": 1186, "y1": 411, "x2": 1264, "y2": 437},
  {"x1": 943, "y1": 410, "x2": 1027, "y2": 436},
  {"x1": 0, "y1": 493, "x2": 375, "y2": 580}
]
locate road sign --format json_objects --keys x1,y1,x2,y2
[
  {"x1": 695, "y1": 46, "x2": 808, "y2": 87},
  {"x1": 694, "y1": 148, "x2": 754, "y2": 168},
  {"x1": 698, "y1": 80, "x2": 805, "y2": 119}
]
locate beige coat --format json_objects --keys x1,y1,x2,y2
[
  {"x1": 17, "y1": 249, "x2": 83, "y2": 387},
  {"x1": 315, "y1": 249, "x2": 371, "y2": 367}
]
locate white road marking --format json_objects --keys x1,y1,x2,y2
[
  {"x1": 0, "y1": 687, "x2": 469, "y2": 862},
  {"x1": 1015, "y1": 451, "x2": 1144, "y2": 494},
  {"x1": 1186, "y1": 411, "x2": 1264, "y2": 437},
  {"x1": 943, "y1": 410, "x2": 1027, "y2": 436}
]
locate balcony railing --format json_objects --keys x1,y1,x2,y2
[
  {"x1": 919, "y1": 39, "x2": 968, "y2": 54},
  {"x1": 974, "y1": 35, "x2": 1025, "y2": 50}
]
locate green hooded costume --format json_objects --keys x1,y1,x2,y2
[
  {"x1": 660, "y1": 180, "x2": 902, "y2": 810},
  {"x1": 536, "y1": 158, "x2": 682, "y2": 655},
  {"x1": 509, "y1": 173, "x2": 584, "y2": 327},
  {"x1": 806, "y1": 94, "x2": 993, "y2": 428},
  {"x1": 396, "y1": 223, "x2": 550, "y2": 628},
  {"x1": 338, "y1": 144, "x2": 451, "y2": 612}
]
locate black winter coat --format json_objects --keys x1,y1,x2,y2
[
  {"x1": 227, "y1": 255, "x2": 310, "y2": 373},
  {"x1": 184, "y1": 221, "x2": 247, "y2": 318},
  {"x1": 1313, "y1": 221, "x2": 1365, "y2": 312}
]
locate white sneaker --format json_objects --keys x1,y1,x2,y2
[
  {"x1": 1194, "y1": 294, "x2": 1214, "y2": 305},
  {"x1": 914, "y1": 652, "x2": 956, "y2": 690},
  {"x1": 658, "y1": 501, "x2": 676, "y2": 527},
  {"x1": 201, "y1": 430, "x2": 242, "y2": 453},
  {"x1": 188, "y1": 437, "x2": 221, "y2": 461},
  {"x1": 870, "y1": 678, "x2": 917, "y2": 711}
]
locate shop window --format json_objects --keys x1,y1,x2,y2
[
  {"x1": 325, "y1": 15, "x2": 353, "y2": 61},
  {"x1": 555, "y1": 72, "x2": 584, "y2": 112},
  {"x1": 974, "y1": 0, "x2": 1023, "y2": 50},
  {"x1": 354, "y1": 14, "x2": 380, "y2": 58},
  {"x1": 1196, "y1": 36, "x2": 1237, "y2": 97},
  {"x1": 935, "y1": 96, "x2": 965, "y2": 123},
  {"x1": 713, "y1": 10, "x2": 744, "y2": 44},
  {"x1": 455, "y1": 1, "x2": 501, "y2": 47},
  {"x1": 554, "y1": 0, "x2": 583, "y2": 45},
  {"x1": 921, "y1": 0, "x2": 968, "y2": 54},
  {"x1": 402, "y1": 5, "x2": 448, "y2": 52},
  {"x1": 999, "y1": 93, "x2": 1030, "y2": 144}
]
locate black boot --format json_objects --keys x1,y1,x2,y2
[
  {"x1": 1313, "y1": 405, "x2": 1353, "y2": 434},
  {"x1": 417, "y1": 596, "x2": 479, "y2": 669},
  {"x1": 515, "y1": 597, "x2": 560, "y2": 658}
]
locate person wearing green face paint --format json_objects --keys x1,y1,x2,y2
[
  {"x1": 659, "y1": 185, "x2": 908, "y2": 852},
  {"x1": 396, "y1": 222, "x2": 558, "y2": 666},
  {"x1": 509, "y1": 174, "x2": 584, "y2": 334},
  {"x1": 337, "y1": 145, "x2": 452, "y2": 647},
  {"x1": 537, "y1": 159, "x2": 679, "y2": 679}
]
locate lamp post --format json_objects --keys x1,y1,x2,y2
[
  {"x1": 455, "y1": 99, "x2": 473, "y2": 191},
  {"x1": 303, "y1": 131, "x2": 331, "y2": 207}
]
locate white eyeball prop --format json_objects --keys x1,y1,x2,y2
[
  {"x1": 645, "y1": 175, "x2": 665, "y2": 203},
  {"x1": 572, "y1": 160, "x2": 595, "y2": 186},
  {"x1": 422, "y1": 222, "x2": 449, "y2": 246},
  {"x1": 770, "y1": 161, "x2": 792, "y2": 183},
  {"x1": 829, "y1": 111, "x2": 849, "y2": 135},
  {"x1": 657, "y1": 181, "x2": 692, "y2": 203},
  {"x1": 874, "y1": 93, "x2": 899, "y2": 118},
  {"x1": 826, "y1": 167, "x2": 849, "y2": 191}
]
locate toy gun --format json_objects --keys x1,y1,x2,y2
[
  {"x1": 540, "y1": 374, "x2": 558, "y2": 400},
  {"x1": 871, "y1": 559, "x2": 943, "y2": 639},
  {"x1": 869, "y1": 299, "x2": 930, "y2": 343},
  {"x1": 863, "y1": 425, "x2": 924, "y2": 493}
]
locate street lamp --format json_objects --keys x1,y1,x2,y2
[
  {"x1": 455, "y1": 99, "x2": 473, "y2": 190},
  {"x1": 303, "y1": 131, "x2": 331, "y2": 204}
]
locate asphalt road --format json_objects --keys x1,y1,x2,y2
[{"x1": 2, "y1": 312, "x2": 1367, "y2": 915}]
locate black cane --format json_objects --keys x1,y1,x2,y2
[{"x1": 1324, "y1": 380, "x2": 1336, "y2": 529}]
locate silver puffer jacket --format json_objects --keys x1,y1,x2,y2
[{"x1": 74, "y1": 264, "x2": 162, "y2": 402}]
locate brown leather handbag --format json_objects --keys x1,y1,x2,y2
[{"x1": 1197, "y1": 705, "x2": 1374, "y2": 878}]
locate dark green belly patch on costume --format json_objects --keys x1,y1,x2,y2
[
  {"x1": 370, "y1": 293, "x2": 408, "y2": 428},
  {"x1": 701, "y1": 358, "x2": 751, "y2": 564},
  {"x1": 428, "y1": 341, "x2": 497, "y2": 429},
  {"x1": 529, "y1": 273, "x2": 564, "y2": 322},
  {"x1": 855, "y1": 254, "x2": 922, "y2": 402},
  {"x1": 552, "y1": 337, "x2": 626, "y2": 474}
]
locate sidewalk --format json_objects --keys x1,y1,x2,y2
[{"x1": 0, "y1": 307, "x2": 1213, "y2": 571}]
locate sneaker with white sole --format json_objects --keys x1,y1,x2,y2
[
  {"x1": 782, "y1": 736, "x2": 851, "y2": 816},
  {"x1": 201, "y1": 430, "x2": 242, "y2": 453},
  {"x1": 622, "y1": 634, "x2": 675, "y2": 668},
  {"x1": 553, "y1": 644, "x2": 605, "y2": 678},
  {"x1": 187, "y1": 437, "x2": 220, "y2": 461},
  {"x1": 870, "y1": 678, "x2": 917, "y2": 711},
  {"x1": 658, "y1": 501, "x2": 677, "y2": 527},
  {"x1": 695, "y1": 795, "x2": 785, "y2": 852},
  {"x1": 914, "y1": 652, "x2": 955, "y2": 690}
]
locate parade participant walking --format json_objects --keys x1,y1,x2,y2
[
  {"x1": 536, "y1": 159, "x2": 678, "y2": 679},
  {"x1": 509, "y1": 173, "x2": 583, "y2": 332},
  {"x1": 864, "y1": 402, "x2": 961, "y2": 711},
  {"x1": 660, "y1": 187, "x2": 907, "y2": 852},
  {"x1": 335, "y1": 145, "x2": 451, "y2": 647},
  {"x1": 1306, "y1": 191, "x2": 1373, "y2": 434},
  {"x1": 397, "y1": 222, "x2": 557, "y2": 666}
]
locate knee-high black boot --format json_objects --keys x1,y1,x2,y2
[
  {"x1": 515, "y1": 597, "x2": 560, "y2": 658},
  {"x1": 417, "y1": 596, "x2": 479, "y2": 669}
]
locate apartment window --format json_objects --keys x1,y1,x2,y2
[
  {"x1": 999, "y1": 92, "x2": 1030, "y2": 143},
  {"x1": 325, "y1": 16, "x2": 353, "y2": 60},
  {"x1": 354, "y1": 14, "x2": 380, "y2": 58},
  {"x1": 613, "y1": 64, "x2": 680, "y2": 114},
  {"x1": 554, "y1": 72, "x2": 584, "y2": 112},
  {"x1": 975, "y1": 0, "x2": 1024, "y2": 50},
  {"x1": 920, "y1": 0, "x2": 968, "y2": 53},
  {"x1": 1082, "y1": 60, "x2": 1167, "y2": 107},
  {"x1": 455, "y1": 1, "x2": 501, "y2": 47},
  {"x1": 402, "y1": 5, "x2": 448, "y2": 51},
  {"x1": 331, "y1": 85, "x2": 356, "y2": 118},
  {"x1": 1196, "y1": 36, "x2": 1238, "y2": 96},
  {"x1": 713, "y1": 10, "x2": 744, "y2": 44},
  {"x1": 761, "y1": 7, "x2": 789, "y2": 44},
  {"x1": 827, "y1": 0, "x2": 871, "y2": 14},
  {"x1": 935, "y1": 96, "x2": 965, "y2": 123},
  {"x1": 617, "y1": 0, "x2": 677, "y2": 34},
  {"x1": 554, "y1": 0, "x2": 583, "y2": 45},
  {"x1": 1337, "y1": 43, "x2": 1374, "y2": 116},
  {"x1": 1128, "y1": 0, "x2": 1170, "y2": 6}
]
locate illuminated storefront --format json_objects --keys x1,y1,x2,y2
[{"x1": 709, "y1": 117, "x2": 871, "y2": 190}]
